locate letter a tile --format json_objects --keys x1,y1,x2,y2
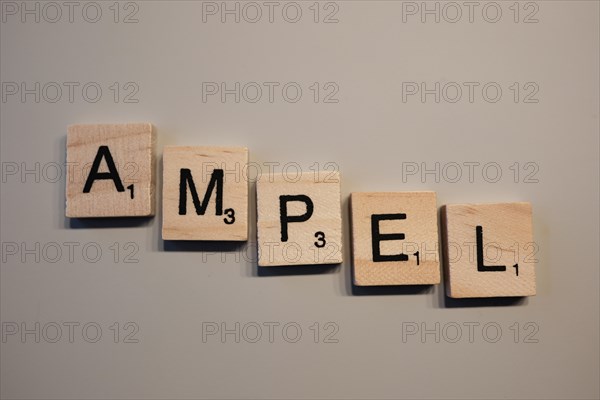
[
  {"x1": 351, "y1": 192, "x2": 440, "y2": 286},
  {"x1": 162, "y1": 146, "x2": 248, "y2": 241},
  {"x1": 441, "y1": 202, "x2": 536, "y2": 298},
  {"x1": 66, "y1": 123, "x2": 156, "y2": 218},
  {"x1": 256, "y1": 171, "x2": 343, "y2": 266}
]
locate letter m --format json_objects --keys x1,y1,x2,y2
[{"x1": 179, "y1": 168, "x2": 224, "y2": 216}]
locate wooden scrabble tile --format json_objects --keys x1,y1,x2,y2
[
  {"x1": 66, "y1": 123, "x2": 156, "y2": 218},
  {"x1": 162, "y1": 146, "x2": 248, "y2": 241},
  {"x1": 256, "y1": 171, "x2": 342, "y2": 266},
  {"x1": 351, "y1": 192, "x2": 440, "y2": 286},
  {"x1": 441, "y1": 202, "x2": 536, "y2": 298}
]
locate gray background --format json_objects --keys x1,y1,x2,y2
[{"x1": 1, "y1": 1, "x2": 599, "y2": 399}]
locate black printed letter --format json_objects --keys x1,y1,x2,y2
[
  {"x1": 179, "y1": 169, "x2": 224, "y2": 216},
  {"x1": 279, "y1": 195, "x2": 314, "y2": 242},
  {"x1": 83, "y1": 146, "x2": 125, "y2": 193},
  {"x1": 476, "y1": 225, "x2": 506, "y2": 272},
  {"x1": 371, "y1": 214, "x2": 409, "y2": 262}
]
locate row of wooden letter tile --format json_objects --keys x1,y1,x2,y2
[{"x1": 66, "y1": 123, "x2": 536, "y2": 298}]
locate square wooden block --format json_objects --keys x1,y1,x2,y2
[
  {"x1": 351, "y1": 192, "x2": 440, "y2": 286},
  {"x1": 162, "y1": 146, "x2": 248, "y2": 241},
  {"x1": 442, "y1": 202, "x2": 536, "y2": 298},
  {"x1": 66, "y1": 123, "x2": 155, "y2": 218},
  {"x1": 256, "y1": 171, "x2": 342, "y2": 266}
]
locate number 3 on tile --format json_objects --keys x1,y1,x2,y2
[
  {"x1": 314, "y1": 231, "x2": 326, "y2": 248},
  {"x1": 224, "y1": 208, "x2": 235, "y2": 224}
]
